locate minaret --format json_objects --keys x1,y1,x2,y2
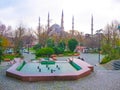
[
  {"x1": 91, "y1": 14, "x2": 93, "y2": 36},
  {"x1": 38, "y1": 17, "x2": 40, "y2": 31},
  {"x1": 47, "y1": 12, "x2": 50, "y2": 33},
  {"x1": 72, "y1": 16, "x2": 74, "y2": 36},
  {"x1": 61, "y1": 10, "x2": 64, "y2": 31},
  {"x1": 38, "y1": 17, "x2": 41, "y2": 44}
]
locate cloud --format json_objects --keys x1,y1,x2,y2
[{"x1": 0, "y1": 0, "x2": 120, "y2": 33}]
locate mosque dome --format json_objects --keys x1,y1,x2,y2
[{"x1": 49, "y1": 24, "x2": 62, "y2": 36}]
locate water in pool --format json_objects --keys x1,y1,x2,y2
[{"x1": 20, "y1": 62, "x2": 78, "y2": 74}]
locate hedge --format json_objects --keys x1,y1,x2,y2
[{"x1": 41, "y1": 61, "x2": 55, "y2": 65}]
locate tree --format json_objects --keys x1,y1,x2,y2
[
  {"x1": 0, "y1": 38, "x2": 3, "y2": 64},
  {"x1": 22, "y1": 28, "x2": 36, "y2": 53},
  {"x1": 47, "y1": 38, "x2": 54, "y2": 47},
  {"x1": 0, "y1": 35, "x2": 11, "y2": 49},
  {"x1": 75, "y1": 32, "x2": 84, "y2": 46},
  {"x1": 101, "y1": 20, "x2": 120, "y2": 63},
  {"x1": 68, "y1": 38, "x2": 78, "y2": 52},
  {"x1": 12, "y1": 23, "x2": 26, "y2": 54},
  {"x1": 58, "y1": 40, "x2": 66, "y2": 50},
  {"x1": 53, "y1": 47, "x2": 64, "y2": 55},
  {"x1": 33, "y1": 43, "x2": 41, "y2": 51},
  {"x1": 0, "y1": 23, "x2": 11, "y2": 37},
  {"x1": 35, "y1": 26, "x2": 48, "y2": 48},
  {"x1": 101, "y1": 21, "x2": 119, "y2": 54}
]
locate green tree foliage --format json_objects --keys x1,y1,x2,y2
[
  {"x1": 58, "y1": 40, "x2": 66, "y2": 50},
  {"x1": 36, "y1": 47, "x2": 54, "y2": 57},
  {"x1": 0, "y1": 36, "x2": 11, "y2": 64},
  {"x1": 53, "y1": 47, "x2": 64, "y2": 55},
  {"x1": 47, "y1": 38, "x2": 54, "y2": 48},
  {"x1": 68, "y1": 38, "x2": 78, "y2": 52},
  {"x1": 33, "y1": 43, "x2": 41, "y2": 50},
  {"x1": 52, "y1": 40, "x2": 66, "y2": 54}
]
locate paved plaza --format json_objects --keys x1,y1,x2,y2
[{"x1": 0, "y1": 53, "x2": 120, "y2": 90}]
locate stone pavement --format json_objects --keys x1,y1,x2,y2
[
  {"x1": 0, "y1": 66, "x2": 120, "y2": 90},
  {"x1": 0, "y1": 53, "x2": 120, "y2": 90}
]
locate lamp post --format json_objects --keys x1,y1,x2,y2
[{"x1": 96, "y1": 29, "x2": 102, "y2": 64}]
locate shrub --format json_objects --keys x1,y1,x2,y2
[
  {"x1": 3, "y1": 54, "x2": 20, "y2": 60},
  {"x1": 41, "y1": 61, "x2": 55, "y2": 64},
  {"x1": 53, "y1": 47, "x2": 64, "y2": 55},
  {"x1": 101, "y1": 47, "x2": 120, "y2": 64},
  {"x1": 63, "y1": 51, "x2": 74, "y2": 56},
  {"x1": 100, "y1": 55, "x2": 111, "y2": 64},
  {"x1": 68, "y1": 38, "x2": 78, "y2": 52},
  {"x1": 36, "y1": 47, "x2": 54, "y2": 57}
]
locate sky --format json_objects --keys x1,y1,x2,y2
[{"x1": 0, "y1": 0, "x2": 120, "y2": 34}]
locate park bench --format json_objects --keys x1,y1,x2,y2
[{"x1": 112, "y1": 61, "x2": 120, "y2": 70}]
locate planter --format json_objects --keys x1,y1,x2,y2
[
  {"x1": 4, "y1": 58, "x2": 10, "y2": 62},
  {"x1": 74, "y1": 53, "x2": 80, "y2": 56},
  {"x1": 51, "y1": 54, "x2": 57, "y2": 58}
]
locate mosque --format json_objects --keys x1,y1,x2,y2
[
  {"x1": 38, "y1": 11, "x2": 94, "y2": 37},
  {"x1": 47, "y1": 10, "x2": 65, "y2": 36},
  {"x1": 38, "y1": 10, "x2": 75, "y2": 37}
]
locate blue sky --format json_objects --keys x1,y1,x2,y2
[
  {"x1": 0, "y1": 0, "x2": 120, "y2": 34},
  {"x1": 0, "y1": 0, "x2": 18, "y2": 8}
]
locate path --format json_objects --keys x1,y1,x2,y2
[
  {"x1": 55, "y1": 53, "x2": 106, "y2": 70},
  {"x1": 22, "y1": 52, "x2": 35, "y2": 62}
]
